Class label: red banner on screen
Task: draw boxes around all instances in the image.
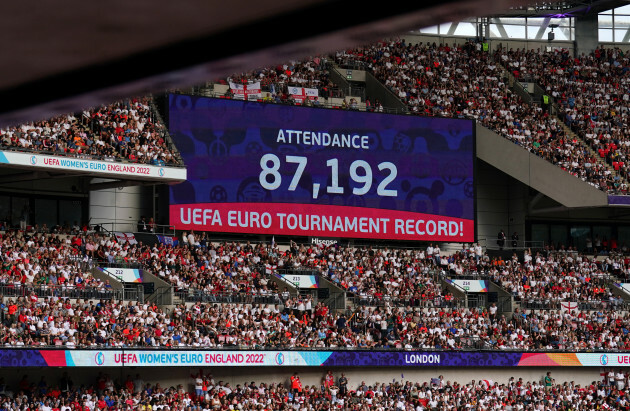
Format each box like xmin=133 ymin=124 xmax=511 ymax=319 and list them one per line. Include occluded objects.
xmin=170 ymin=203 xmax=474 ymax=242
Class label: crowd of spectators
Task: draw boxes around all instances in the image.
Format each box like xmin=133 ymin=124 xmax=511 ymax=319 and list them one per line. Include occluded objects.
xmin=349 ymin=303 xmax=630 ymax=350
xmin=220 ymin=57 xmax=344 ymax=106
xmin=265 ymin=241 xmax=453 ymax=306
xmin=442 ymin=247 xmax=630 ymax=307
xmin=514 ymin=307 xmax=630 ymax=351
xmin=64 ymin=232 xmax=449 ymax=306
xmin=152 ymin=235 xmax=278 ymax=298
xmin=0 ymin=231 xmax=109 ymax=294
xmin=486 ymin=250 xmax=622 ymax=307
xmin=440 ymin=245 xmax=628 ymax=306
xmin=0 ymin=97 xmax=179 ymax=166
xmin=3 ymin=226 xmax=630 ymax=307
xmin=5 ymin=226 xmax=630 ymax=350
xmin=334 ymin=39 xmax=616 ymax=191
xmin=497 ymin=46 xmax=630 ymax=192
xmin=0 ymin=228 xmax=277 ymax=299
xmin=1 ymin=372 xmax=630 ymax=410
xmin=5 ymin=292 xmax=630 ymax=351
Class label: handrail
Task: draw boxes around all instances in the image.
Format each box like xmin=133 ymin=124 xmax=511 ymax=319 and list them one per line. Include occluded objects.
xmin=0 ymin=285 xmax=141 ymax=301
xmin=96 ymin=261 xmax=144 ymax=269
xmin=91 ymin=221 xmax=176 ymax=236
xmin=175 ymin=290 xmax=283 ymax=305
xmin=148 ymin=96 xmax=184 ymax=165
xmin=171 ymin=89 xmax=364 ymax=111
xmin=347 ymin=295 xmax=463 ymax=308
xmin=520 ymin=299 xmax=630 ymax=311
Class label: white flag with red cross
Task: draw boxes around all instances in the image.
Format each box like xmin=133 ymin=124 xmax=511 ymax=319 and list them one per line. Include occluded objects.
xmin=229 ymin=82 xmax=262 ymax=100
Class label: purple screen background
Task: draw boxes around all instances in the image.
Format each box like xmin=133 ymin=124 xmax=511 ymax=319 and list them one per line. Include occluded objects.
xmin=168 ymin=95 xmax=475 ymax=220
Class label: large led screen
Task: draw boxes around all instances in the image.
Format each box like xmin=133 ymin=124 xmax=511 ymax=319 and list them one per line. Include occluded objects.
xmin=169 ymin=95 xmax=475 ymax=241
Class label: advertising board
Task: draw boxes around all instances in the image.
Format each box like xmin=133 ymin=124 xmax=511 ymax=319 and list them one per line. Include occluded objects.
xmin=169 ymin=96 xmax=475 ymax=241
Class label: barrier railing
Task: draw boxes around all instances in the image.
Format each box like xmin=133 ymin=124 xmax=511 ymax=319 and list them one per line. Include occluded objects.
xmin=91 ymin=221 xmax=176 ymax=236
xmin=521 ymin=299 xmax=630 ymax=311
xmin=148 ymin=96 xmax=184 ymax=165
xmin=0 ymin=285 xmax=141 ymax=301
xmin=175 ymin=290 xmax=283 ymax=305
xmin=347 ymin=295 xmax=462 ymax=308
xmin=172 ymin=89 xmax=363 ymax=111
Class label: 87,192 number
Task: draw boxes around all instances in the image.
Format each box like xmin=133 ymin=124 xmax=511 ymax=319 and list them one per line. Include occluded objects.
xmin=259 ymin=154 xmax=397 ymax=198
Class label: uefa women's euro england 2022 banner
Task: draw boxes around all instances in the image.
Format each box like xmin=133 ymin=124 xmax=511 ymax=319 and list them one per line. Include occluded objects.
xmin=0 ymin=350 xmax=626 ymax=368
xmin=168 ymin=95 xmax=475 ymax=242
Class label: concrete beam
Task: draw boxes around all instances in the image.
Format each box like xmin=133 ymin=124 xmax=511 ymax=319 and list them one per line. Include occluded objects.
xmin=476 ymin=124 xmax=609 ymax=208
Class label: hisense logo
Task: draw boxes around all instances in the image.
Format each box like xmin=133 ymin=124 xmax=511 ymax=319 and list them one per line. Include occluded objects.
xmin=311 ymin=238 xmax=337 ymax=246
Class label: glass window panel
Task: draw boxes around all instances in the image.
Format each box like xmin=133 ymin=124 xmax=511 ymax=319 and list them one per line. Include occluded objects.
xmin=550 ymin=225 xmax=567 ymax=249
xmin=615 ymin=4 xmax=630 ymax=14
xmin=570 ymin=225 xmax=591 ymax=252
xmin=454 ymin=22 xmax=477 ymax=37
xmin=533 ymin=27 xmax=570 ymax=41
xmin=549 ymin=17 xmax=572 ymax=28
xmin=527 ymin=17 xmax=543 ymax=27
xmin=11 ymin=197 xmax=29 ymax=228
xmin=618 ymin=227 xmax=630 ymax=251
xmin=593 ymin=226 xmax=612 ymax=251
xmin=599 ymin=29 xmax=614 ymax=42
xmin=531 ymin=224 xmax=549 ymax=246
xmin=615 ymin=29 xmax=630 ymax=42
xmin=601 ymin=8 xmax=613 ymax=14
xmin=59 ymin=199 xmax=83 ymax=230
xmin=496 ymin=17 xmax=527 ymax=25
xmin=614 ymin=18 xmax=630 ymax=29
xmin=488 ymin=24 xmax=502 ymax=38
xmin=599 ymin=15 xmax=615 ymax=28
xmin=545 ymin=27 xmax=571 ymax=41
xmin=0 ymin=195 xmax=9 ymax=227
xmin=527 ymin=25 xmax=542 ymax=39
xmin=502 ymin=24 xmax=527 ymax=38
xmin=419 ymin=25 xmax=439 ymax=34
xmin=439 ymin=23 xmax=452 ymax=34
xmin=34 ymin=198 xmax=57 ymax=229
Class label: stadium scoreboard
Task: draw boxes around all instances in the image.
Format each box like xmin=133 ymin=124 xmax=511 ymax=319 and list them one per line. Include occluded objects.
xmin=169 ymin=95 xmax=475 ymax=242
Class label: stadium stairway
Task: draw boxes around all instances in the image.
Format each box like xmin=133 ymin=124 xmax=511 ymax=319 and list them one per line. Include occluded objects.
xmin=440 ymin=271 xmax=514 ymax=316
xmin=268 ymin=272 xmax=300 ymax=298
xmin=499 ymin=62 xmax=629 ymax=190
xmin=149 ymin=97 xmax=184 ymax=165
xmin=556 ymin=110 xmax=630 ymax=190
xmin=329 ymin=55 xmax=608 ymax=208
xmin=314 ymin=274 xmax=347 ymax=312
xmin=610 ymin=281 xmax=630 ymax=303
xmin=592 ymin=263 xmax=630 ymax=305
xmin=330 ymin=62 xmax=408 ymax=114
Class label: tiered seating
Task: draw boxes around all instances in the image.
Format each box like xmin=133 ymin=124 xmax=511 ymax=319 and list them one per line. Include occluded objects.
xmin=335 ymin=39 xmax=612 ymax=190
xmin=266 ymin=242 xmax=453 ymax=306
xmin=0 ymin=97 xmax=180 ymax=165
xmin=0 ymin=374 xmax=625 ymax=409
xmin=445 ymin=248 xmax=627 ymax=307
xmin=497 ymin=46 xmax=630 ymax=192
xmin=4 ymin=291 xmax=630 ymax=350
xmin=0 ymin=231 xmax=108 ymax=295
